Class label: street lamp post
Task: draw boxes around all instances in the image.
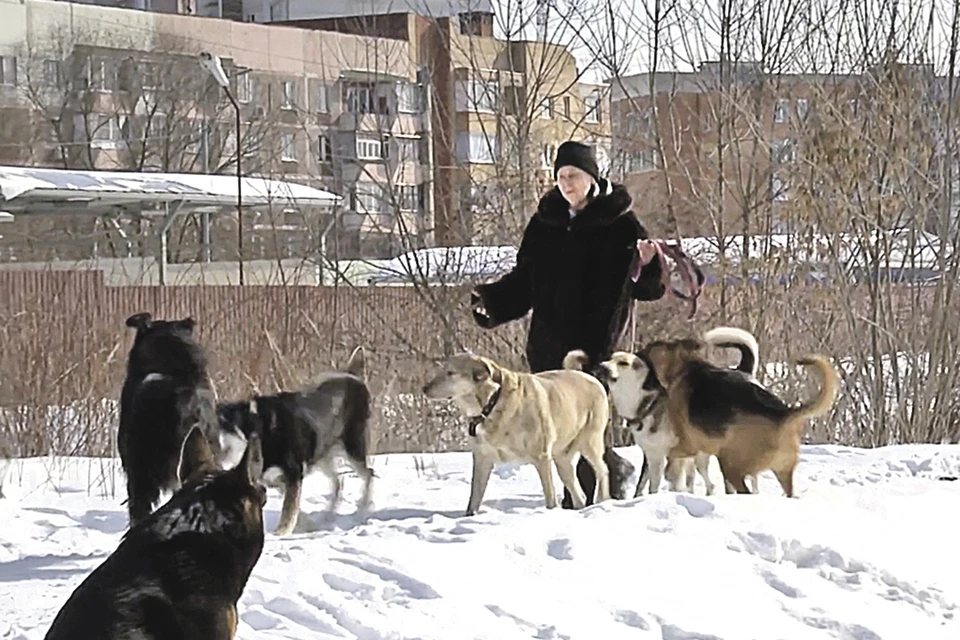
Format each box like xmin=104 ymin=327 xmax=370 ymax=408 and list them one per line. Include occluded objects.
xmin=199 ymin=52 xmax=244 ymax=285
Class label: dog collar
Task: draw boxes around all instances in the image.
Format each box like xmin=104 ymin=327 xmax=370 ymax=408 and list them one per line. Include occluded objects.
xmin=468 ymin=385 xmax=502 ymax=437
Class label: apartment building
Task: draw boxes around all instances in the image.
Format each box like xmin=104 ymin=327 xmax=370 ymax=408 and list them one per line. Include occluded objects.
xmin=0 ymin=0 xmax=432 ymax=261
xmin=611 ymin=60 xmax=946 ymax=238
xmin=251 ymin=0 xmax=612 ymax=245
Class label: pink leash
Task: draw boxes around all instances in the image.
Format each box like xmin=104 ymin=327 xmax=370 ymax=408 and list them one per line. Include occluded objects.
xmin=631 ymin=239 xmax=701 ymax=320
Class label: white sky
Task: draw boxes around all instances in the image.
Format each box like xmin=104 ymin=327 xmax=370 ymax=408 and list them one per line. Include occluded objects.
xmin=488 ymin=0 xmax=959 ymax=82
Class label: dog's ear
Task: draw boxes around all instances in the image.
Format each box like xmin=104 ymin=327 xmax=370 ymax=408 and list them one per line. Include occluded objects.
xmin=471 ymin=357 xmax=492 ymax=383
xmin=177 ymin=426 xmax=217 ymax=483
xmin=678 ymin=338 xmax=704 ymax=352
xmin=176 ymin=317 xmax=196 ymax=333
xmin=236 ymin=432 xmax=264 ymax=485
xmin=125 ymin=312 xmax=152 ymax=330
xmin=344 ymin=345 xmax=366 ymax=380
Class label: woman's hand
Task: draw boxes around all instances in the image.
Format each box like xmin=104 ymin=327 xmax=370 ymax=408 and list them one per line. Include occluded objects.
xmin=471 ymin=290 xmax=493 ymax=328
xmin=636 ymin=239 xmax=658 ymax=266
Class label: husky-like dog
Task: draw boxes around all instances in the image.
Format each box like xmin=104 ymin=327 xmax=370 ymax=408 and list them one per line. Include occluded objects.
xmin=44 ymin=426 xmax=266 ymax=640
xmin=216 ymin=346 xmax=374 ymax=536
xmin=119 ymin=312 xmax=220 ymax=526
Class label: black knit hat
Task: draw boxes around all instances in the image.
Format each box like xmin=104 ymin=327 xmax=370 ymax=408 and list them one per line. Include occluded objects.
xmin=553 ymin=141 xmax=600 ymax=183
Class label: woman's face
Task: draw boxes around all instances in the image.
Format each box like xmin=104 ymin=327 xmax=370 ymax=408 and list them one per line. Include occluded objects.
xmin=556 ymin=165 xmax=593 ymax=207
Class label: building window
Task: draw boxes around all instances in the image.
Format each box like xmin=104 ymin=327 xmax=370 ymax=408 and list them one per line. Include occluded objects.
xmin=397 ymin=184 xmax=422 ymax=211
xmin=354 ymin=183 xmax=384 ymax=214
xmin=281 ymin=133 xmax=297 ymax=162
xmin=356 ymin=136 xmax=385 ymax=161
xmin=563 ymin=96 xmax=571 ymax=119
xmin=796 ymin=98 xmax=809 ymax=121
xmin=0 ymin=56 xmax=16 ymax=86
xmin=771 ymin=138 xmax=796 ymax=165
xmin=541 ymin=143 xmax=556 ymax=169
xmin=622 ymin=148 xmax=660 ymax=173
xmin=85 ymin=58 xmax=115 ymax=92
xmin=344 ymin=82 xmax=379 ymax=114
xmin=43 ymin=60 xmax=61 ymax=88
xmin=395 ymin=136 xmax=420 ymax=163
xmin=318 ymin=134 xmax=332 ymax=163
xmin=585 ymin=90 xmax=602 ymax=124
xmin=455 ymin=79 xmax=499 ymax=113
xmin=539 ymin=97 xmax=554 ymax=119
xmin=236 ymin=72 xmax=252 ymax=103
xmin=397 ymin=82 xmax=421 ymax=113
xmin=281 ymin=80 xmax=296 ymax=109
xmin=316 ymin=83 xmax=329 ymax=113
xmin=459 ymin=12 xmax=486 ymax=36
xmin=771 ymin=174 xmax=789 ymax=201
xmin=774 ymin=98 xmax=790 ymax=123
xmin=455 ymin=132 xmax=498 ymax=164
xmin=77 ymin=113 xmax=129 ymax=149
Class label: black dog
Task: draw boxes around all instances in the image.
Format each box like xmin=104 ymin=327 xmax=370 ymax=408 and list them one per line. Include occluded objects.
xmin=119 ymin=312 xmax=220 ymax=527
xmin=561 ymin=446 xmax=641 ymax=508
xmin=44 ymin=426 xmax=266 ymax=640
xmin=216 ymin=361 xmax=374 ymax=536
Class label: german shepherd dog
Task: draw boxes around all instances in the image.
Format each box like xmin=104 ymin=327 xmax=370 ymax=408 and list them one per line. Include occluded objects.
xmin=641 ymin=337 xmax=839 ymax=496
xmin=44 ymin=426 xmax=266 ymax=640
xmin=216 ymin=346 xmax=374 ymax=535
xmin=119 ymin=313 xmax=220 ymax=527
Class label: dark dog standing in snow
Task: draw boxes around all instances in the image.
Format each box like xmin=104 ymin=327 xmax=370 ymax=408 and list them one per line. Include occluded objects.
xmin=119 ymin=312 xmax=220 ymax=527
xmin=216 ymin=346 xmax=374 ymax=535
xmin=44 ymin=426 xmax=266 ymax=640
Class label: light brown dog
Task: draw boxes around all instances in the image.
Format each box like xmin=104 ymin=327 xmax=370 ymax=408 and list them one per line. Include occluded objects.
xmin=423 ymin=353 xmax=610 ymax=516
xmin=640 ymin=338 xmax=839 ymax=496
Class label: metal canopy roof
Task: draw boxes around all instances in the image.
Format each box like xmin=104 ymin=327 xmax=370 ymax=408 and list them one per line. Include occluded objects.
xmin=0 ymin=165 xmax=342 ymax=216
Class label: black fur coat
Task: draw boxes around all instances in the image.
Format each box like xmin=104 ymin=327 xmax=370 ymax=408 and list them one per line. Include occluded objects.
xmin=474 ymin=181 xmax=665 ymax=373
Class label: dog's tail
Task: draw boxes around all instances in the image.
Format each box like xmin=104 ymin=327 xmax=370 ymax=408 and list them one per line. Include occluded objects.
xmin=788 ymin=355 xmax=840 ymax=424
xmin=344 ymin=346 xmax=366 ymax=380
xmin=562 ymin=350 xmax=590 ymax=372
xmin=703 ymin=326 xmax=759 ymax=377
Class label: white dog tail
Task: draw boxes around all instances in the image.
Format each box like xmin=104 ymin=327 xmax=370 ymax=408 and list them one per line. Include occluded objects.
xmin=703 ymin=326 xmax=760 ymax=377
xmin=562 ymin=350 xmax=590 ymax=371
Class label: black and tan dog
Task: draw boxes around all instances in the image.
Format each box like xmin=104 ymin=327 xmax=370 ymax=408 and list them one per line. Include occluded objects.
xmin=44 ymin=426 xmax=266 ymax=640
xmin=119 ymin=312 xmax=221 ymax=527
xmin=640 ymin=337 xmax=839 ymax=496
xmin=216 ymin=345 xmax=374 ymax=536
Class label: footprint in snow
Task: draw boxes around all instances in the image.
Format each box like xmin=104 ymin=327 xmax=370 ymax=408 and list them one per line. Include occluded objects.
xmin=546 ymin=538 xmax=573 ymax=560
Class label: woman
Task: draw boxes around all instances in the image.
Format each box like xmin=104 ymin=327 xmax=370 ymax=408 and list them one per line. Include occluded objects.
xmin=471 ymin=140 xmax=666 ymax=505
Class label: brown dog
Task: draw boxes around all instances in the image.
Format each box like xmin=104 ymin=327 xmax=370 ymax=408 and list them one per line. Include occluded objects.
xmin=423 ymin=353 xmax=610 ymax=516
xmin=640 ymin=338 xmax=839 ymax=496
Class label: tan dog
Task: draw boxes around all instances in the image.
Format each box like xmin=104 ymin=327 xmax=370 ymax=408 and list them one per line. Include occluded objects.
xmin=641 ymin=338 xmax=839 ymax=496
xmin=423 ymin=353 xmax=610 ymax=516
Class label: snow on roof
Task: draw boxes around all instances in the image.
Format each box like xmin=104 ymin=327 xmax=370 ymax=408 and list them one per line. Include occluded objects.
xmin=0 ymin=165 xmax=341 ymax=212
xmin=366 ymin=245 xmax=517 ymax=284
xmin=286 ymin=0 xmax=494 ymax=20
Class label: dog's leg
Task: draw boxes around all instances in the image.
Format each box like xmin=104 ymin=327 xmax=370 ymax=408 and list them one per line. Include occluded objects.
xmin=773 ymin=465 xmax=796 ymax=498
xmin=664 ymin=457 xmax=686 ymax=492
xmin=344 ymin=455 xmax=375 ymax=514
xmin=695 ymin=453 xmax=716 ymax=495
xmin=717 ymin=457 xmax=751 ymax=494
xmin=466 ymin=449 xmax=494 ymax=516
xmin=647 ymin=455 xmax=666 ymax=494
xmin=580 ymin=446 xmax=610 ymax=503
xmin=317 ymin=455 xmax=343 ymax=517
xmin=533 ymin=456 xmax=559 ymax=509
xmin=684 ymin=459 xmax=696 ymax=493
xmin=555 ymin=455 xmax=586 ymax=509
xmin=274 ymin=475 xmax=303 ymax=535
xmin=747 ymin=474 xmax=759 ymax=494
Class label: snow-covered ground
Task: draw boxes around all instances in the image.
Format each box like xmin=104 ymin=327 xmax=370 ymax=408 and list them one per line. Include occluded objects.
xmin=1 ymin=444 xmax=959 ymax=640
